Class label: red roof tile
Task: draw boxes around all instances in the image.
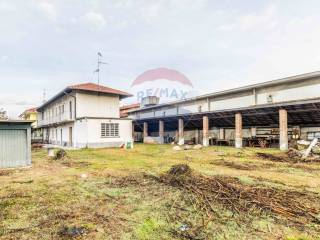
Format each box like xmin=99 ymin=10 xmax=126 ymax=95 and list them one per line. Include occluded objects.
xmin=120 ymin=103 xmax=140 ymax=110
xmin=69 ymin=83 xmax=132 ymax=97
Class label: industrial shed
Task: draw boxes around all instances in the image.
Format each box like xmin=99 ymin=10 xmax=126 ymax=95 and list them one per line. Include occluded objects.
xmin=0 ymin=120 xmax=32 ymax=168
xmin=129 ymin=71 xmax=320 ymax=150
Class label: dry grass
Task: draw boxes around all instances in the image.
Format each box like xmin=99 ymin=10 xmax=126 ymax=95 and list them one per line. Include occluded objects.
xmin=0 ymin=144 xmax=320 ymax=239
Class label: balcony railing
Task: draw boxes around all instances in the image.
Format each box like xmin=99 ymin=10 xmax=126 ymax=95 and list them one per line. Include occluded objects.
xmin=37 ymin=113 xmax=73 ymax=127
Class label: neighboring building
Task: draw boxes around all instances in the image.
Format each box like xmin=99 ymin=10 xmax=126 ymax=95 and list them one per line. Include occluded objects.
xmin=37 ymin=83 xmax=133 ymax=148
xmin=129 ymin=71 xmax=320 ymax=150
xmin=19 ymin=107 xmax=37 ymax=127
xmin=120 ymin=103 xmax=140 ymax=118
xmin=19 ymin=107 xmax=42 ymax=140
xmin=0 ymin=120 xmax=32 ymax=168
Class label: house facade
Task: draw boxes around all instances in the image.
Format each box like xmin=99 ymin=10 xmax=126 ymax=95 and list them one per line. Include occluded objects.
xmin=19 ymin=107 xmax=42 ymax=141
xmin=37 ymin=83 xmax=133 ymax=148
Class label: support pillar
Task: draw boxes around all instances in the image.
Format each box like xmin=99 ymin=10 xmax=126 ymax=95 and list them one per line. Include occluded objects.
xmin=159 ymin=120 xmax=164 ymax=144
xmin=279 ymin=109 xmax=288 ymax=151
xmin=178 ymin=118 xmax=184 ymax=145
xmin=132 ymin=122 xmax=135 ymax=140
xmin=195 ymin=129 xmax=200 ymax=144
xmin=143 ymin=122 xmax=148 ymax=139
xmin=251 ymin=127 xmax=257 ymax=137
xmin=219 ymin=128 xmax=225 ymax=140
xmin=235 ymin=113 xmax=242 ymax=148
xmin=203 ymin=115 xmax=209 ymax=147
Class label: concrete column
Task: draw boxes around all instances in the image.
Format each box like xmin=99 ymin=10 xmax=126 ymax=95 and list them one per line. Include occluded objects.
xmin=235 ymin=113 xmax=242 ymax=148
xmin=279 ymin=109 xmax=288 ymax=151
xmin=195 ymin=129 xmax=199 ymax=144
xmin=159 ymin=120 xmax=164 ymax=144
xmin=178 ymin=118 xmax=184 ymax=145
xmin=219 ymin=128 xmax=225 ymax=140
xmin=132 ymin=122 xmax=135 ymax=140
xmin=203 ymin=115 xmax=209 ymax=147
xmin=143 ymin=122 xmax=148 ymax=139
xmin=251 ymin=127 xmax=257 ymax=137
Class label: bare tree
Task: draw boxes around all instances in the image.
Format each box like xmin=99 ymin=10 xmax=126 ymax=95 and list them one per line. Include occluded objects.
xmin=0 ymin=108 xmax=8 ymax=120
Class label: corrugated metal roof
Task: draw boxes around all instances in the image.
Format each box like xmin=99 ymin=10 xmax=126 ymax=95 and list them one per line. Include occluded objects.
xmin=129 ymin=71 xmax=320 ymax=113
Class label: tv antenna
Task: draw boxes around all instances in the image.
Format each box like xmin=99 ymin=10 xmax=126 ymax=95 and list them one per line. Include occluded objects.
xmin=42 ymin=89 xmax=47 ymax=103
xmin=93 ymin=52 xmax=108 ymax=85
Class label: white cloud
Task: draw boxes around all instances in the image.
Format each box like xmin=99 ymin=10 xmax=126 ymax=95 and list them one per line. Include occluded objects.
xmin=220 ymin=4 xmax=277 ymax=31
xmin=83 ymin=11 xmax=106 ymax=30
xmin=36 ymin=1 xmax=57 ymax=21
xmin=0 ymin=55 xmax=8 ymax=62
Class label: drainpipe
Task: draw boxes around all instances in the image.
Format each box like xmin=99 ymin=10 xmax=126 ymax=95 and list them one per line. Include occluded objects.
xmin=63 ymin=91 xmax=77 ymax=120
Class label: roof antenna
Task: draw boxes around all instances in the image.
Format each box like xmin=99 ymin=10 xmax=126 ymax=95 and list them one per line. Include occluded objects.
xmin=42 ymin=88 xmax=47 ymax=103
xmin=93 ymin=52 xmax=108 ymax=86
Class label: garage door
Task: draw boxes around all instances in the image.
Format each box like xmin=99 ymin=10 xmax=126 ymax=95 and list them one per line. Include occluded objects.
xmin=0 ymin=129 xmax=28 ymax=168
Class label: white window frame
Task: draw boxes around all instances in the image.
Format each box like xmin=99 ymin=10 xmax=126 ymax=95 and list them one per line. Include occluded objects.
xmin=101 ymin=123 xmax=119 ymax=138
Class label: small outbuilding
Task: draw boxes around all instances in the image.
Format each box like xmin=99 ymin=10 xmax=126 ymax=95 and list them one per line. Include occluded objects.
xmin=0 ymin=120 xmax=32 ymax=168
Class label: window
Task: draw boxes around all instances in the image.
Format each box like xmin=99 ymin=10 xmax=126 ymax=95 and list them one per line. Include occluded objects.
xmin=101 ymin=123 xmax=119 ymax=137
xmin=69 ymin=101 xmax=72 ymax=119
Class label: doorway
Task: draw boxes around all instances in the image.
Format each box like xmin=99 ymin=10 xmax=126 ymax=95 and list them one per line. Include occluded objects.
xmin=69 ymin=127 xmax=73 ymax=147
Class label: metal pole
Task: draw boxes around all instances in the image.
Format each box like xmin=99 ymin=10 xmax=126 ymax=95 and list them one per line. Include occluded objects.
xmin=97 ymin=53 xmax=100 ymax=85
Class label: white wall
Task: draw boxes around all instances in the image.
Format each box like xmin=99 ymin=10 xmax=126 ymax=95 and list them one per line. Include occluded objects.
xmin=211 ymin=95 xmax=254 ymax=111
xmin=74 ymin=118 xmax=132 ymax=148
xmin=76 ymin=92 xmax=120 ymax=118
xmin=38 ymin=95 xmax=75 ymax=126
xmin=257 ymin=83 xmax=320 ymax=105
xmin=47 ymin=123 xmax=74 ymax=146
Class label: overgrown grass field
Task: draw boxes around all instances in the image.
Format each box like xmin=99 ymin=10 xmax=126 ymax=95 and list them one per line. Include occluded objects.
xmin=1 ymin=144 xmax=320 ymax=239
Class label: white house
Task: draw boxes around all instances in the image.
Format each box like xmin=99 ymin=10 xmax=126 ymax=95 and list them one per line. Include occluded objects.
xmin=37 ymin=83 xmax=133 ymax=148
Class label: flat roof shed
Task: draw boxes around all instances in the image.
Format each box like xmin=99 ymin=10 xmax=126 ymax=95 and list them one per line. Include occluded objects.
xmin=0 ymin=120 xmax=33 ymax=168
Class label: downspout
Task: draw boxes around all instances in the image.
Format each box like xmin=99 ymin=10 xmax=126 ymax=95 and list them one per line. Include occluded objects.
xmin=63 ymin=91 xmax=77 ymax=147
xmin=63 ymin=91 xmax=77 ymax=120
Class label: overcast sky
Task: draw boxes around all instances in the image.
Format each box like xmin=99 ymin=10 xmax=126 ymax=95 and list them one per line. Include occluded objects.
xmin=1 ymin=0 xmax=320 ymax=117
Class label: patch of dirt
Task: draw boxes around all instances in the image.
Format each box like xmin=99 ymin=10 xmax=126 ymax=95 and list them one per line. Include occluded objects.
xmin=61 ymin=161 xmax=91 ymax=168
xmin=213 ymin=160 xmax=258 ymax=170
xmin=257 ymin=151 xmax=320 ymax=163
xmin=0 ymin=170 xmax=14 ymax=176
xmin=256 ymin=152 xmax=284 ymax=162
xmin=58 ymin=226 xmax=87 ymax=238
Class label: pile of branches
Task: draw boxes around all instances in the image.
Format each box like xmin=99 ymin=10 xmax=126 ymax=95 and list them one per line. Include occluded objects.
xmin=159 ymin=164 xmax=320 ymax=226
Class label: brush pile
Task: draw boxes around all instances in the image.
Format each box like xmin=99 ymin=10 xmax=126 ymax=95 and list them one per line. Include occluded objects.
xmin=159 ymin=164 xmax=320 ymax=226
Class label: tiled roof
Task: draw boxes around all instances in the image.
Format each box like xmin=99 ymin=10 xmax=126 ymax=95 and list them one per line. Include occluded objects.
xmin=120 ymin=103 xmax=140 ymax=110
xmin=69 ymin=83 xmax=132 ymax=97
xmin=37 ymin=82 xmax=132 ymax=110
xmin=26 ymin=107 xmax=37 ymax=113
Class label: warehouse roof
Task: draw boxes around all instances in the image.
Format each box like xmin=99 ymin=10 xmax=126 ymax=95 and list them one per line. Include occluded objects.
xmin=129 ymin=71 xmax=320 ymax=113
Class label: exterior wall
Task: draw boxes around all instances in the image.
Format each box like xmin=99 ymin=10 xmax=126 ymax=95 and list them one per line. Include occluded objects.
xmin=37 ymin=94 xmax=75 ymax=126
xmin=211 ymin=94 xmax=254 ymax=111
xmin=0 ymin=123 xmax=31 ymax=168
xmin=74 ymin=118 xmax=132 ymax=148
xmin=47 ymin=123 xmax=74 ymax=147
xmin=76 ymin=92 xmax=120 ymax=118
